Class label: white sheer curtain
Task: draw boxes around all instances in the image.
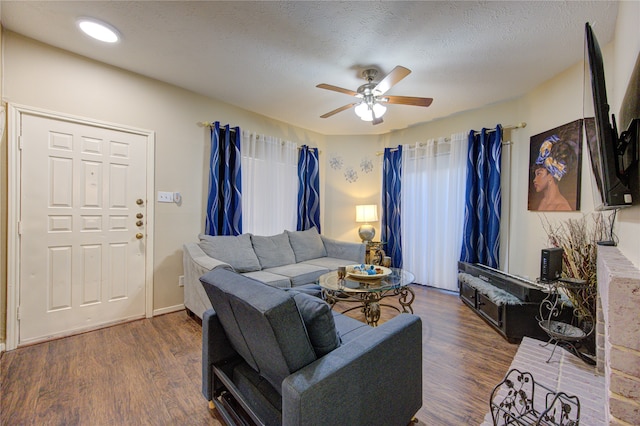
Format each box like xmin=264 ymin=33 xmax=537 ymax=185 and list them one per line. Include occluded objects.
xmin=241 ymin=131 xmax=298 ymax=235
xmin=401 ymin=132 xmax=468 ymax=291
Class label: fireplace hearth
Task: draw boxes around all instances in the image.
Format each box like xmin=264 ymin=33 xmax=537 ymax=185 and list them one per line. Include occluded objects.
xmin=596 ymin=246 xmax=640 ymax=424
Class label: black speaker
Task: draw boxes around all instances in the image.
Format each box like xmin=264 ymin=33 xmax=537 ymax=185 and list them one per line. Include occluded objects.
xmin=540 ymin=247 xmax=563 ymax=282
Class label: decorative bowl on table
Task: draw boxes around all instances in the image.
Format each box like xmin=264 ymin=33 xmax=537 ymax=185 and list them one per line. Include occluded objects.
xmin=346 ymin=264 xmax=392 ymax=280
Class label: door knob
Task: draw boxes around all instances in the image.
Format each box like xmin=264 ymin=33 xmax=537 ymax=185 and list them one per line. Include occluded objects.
xmin=136 ymin=199 xmax=144 ymax=205
xmin=136 ymin=233 xmax=144 ymax=240
xmin=136 ymin=213 xmax=143 ymax=219
xmin=136 ymin=220 xmax=144 ymax=227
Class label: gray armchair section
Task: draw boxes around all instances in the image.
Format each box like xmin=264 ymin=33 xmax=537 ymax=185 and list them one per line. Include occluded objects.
xmin=200 ymin=268 xmax=423 ymax=426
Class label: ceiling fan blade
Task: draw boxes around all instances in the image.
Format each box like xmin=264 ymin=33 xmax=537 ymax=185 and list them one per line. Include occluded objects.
xmin=316 ymin=83 xmax=359 ymax=97
xmin=373 ymin=66 xmax=411 ymax=95
xmin=320 ymin=103 xmax=358 ymax=118
xmin=383 ymin=95 xmax=433 ymax=107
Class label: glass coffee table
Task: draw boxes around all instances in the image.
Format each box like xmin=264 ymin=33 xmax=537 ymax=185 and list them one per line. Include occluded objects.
xmin=318 ymin=268 xmax=415 ymax=326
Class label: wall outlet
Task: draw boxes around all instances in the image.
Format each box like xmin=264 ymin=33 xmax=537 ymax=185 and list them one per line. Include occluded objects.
xmin=157 ymin=191 xmax=173 ymax=203
xmin=178 ymin=275 xmax=184 ymax=287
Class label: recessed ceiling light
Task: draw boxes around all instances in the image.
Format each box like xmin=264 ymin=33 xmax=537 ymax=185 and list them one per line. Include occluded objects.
xmin=77 ymin=18 xmax=120 ymax=43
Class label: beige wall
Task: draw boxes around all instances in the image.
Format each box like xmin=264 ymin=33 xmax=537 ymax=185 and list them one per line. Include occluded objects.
xmin=0 ymin=32 xmax=326 ymax=341
xmin=325 ymin=2 xmax=640 ymax=281
xmin=1 ymin=1 xmax=639 ymax=345
xmin=1 ymin=27 xmax=6 ymax=345
xmin=322 ymin=134 xmax=385 ymax=242
xmin=610 ymin=0 xmax=640 ymax=266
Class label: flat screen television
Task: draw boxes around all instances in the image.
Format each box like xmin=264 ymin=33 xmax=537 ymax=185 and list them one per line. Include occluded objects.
xmin=584 ymin=22 xmax=638 ymax=211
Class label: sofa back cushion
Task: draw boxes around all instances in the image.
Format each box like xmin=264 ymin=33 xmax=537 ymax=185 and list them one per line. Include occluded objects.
xmin=200 ymin=268 xmax=317 ymax=393
xmin=251 ymin=232 xmax=296 ymax=268
xmin=287 ymin=227 xmax=327 ymax=263
xmin=198 ymin=233 xmax=261 ymax=273
xmin=292 ymin=292 xmax=341 ymax=357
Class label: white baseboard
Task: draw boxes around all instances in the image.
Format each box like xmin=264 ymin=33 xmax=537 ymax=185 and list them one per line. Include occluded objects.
xmin=153 ymin=304 xmax=185 ymax=316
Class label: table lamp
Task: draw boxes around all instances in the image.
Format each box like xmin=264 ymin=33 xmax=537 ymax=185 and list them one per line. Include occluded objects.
xmin=355 ymin=204 xmax=378 ymax=242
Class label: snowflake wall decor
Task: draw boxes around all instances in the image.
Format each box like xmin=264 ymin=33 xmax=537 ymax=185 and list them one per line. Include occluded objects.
xmin=360 ymin=157 xmax=374 ymax=173
xmin=329 ymin=154 xmax=343 ymax=170
xmin=344 ymin=167 xmax=358 ymax=183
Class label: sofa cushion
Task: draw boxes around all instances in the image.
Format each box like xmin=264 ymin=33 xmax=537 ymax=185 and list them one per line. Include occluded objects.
xmin=264 ymin=263 xmax=329 ymax=287
xmin=251 ymin=232 xmax=296 ymax=269
xmin=287 ymin=228 xmax=327 ymax=263
xmin=241 ymin=270 xmax=291 ymax=289
xmin=198 ymin=233 xmax=261 ymax=273
xmin=293 ymin=292 xmax=341 ymax=357
xmin=302 ymin=257 xmax=355 ymax=271
xmin=332 ymin=311 xmax=371 ymax=343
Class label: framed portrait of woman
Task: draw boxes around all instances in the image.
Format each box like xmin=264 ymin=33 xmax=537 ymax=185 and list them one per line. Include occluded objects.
xmin=528 ymin=119 xmax=583 ymax=211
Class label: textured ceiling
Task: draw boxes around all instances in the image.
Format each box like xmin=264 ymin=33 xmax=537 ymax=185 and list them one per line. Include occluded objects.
xmin=0 ymin=1 xmax=619 ymax=135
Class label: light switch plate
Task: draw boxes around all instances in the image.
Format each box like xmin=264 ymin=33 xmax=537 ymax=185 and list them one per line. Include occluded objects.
xmin=157 ymin=191 xmax=173 ymax=203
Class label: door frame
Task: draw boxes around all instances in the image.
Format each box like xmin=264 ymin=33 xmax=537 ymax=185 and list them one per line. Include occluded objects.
xmin=6 ymin=103 xmax=155 ymax=350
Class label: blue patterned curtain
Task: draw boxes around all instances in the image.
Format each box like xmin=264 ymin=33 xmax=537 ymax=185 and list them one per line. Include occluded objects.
xmin=296 ymin=145 xmax=320 ymax=231
xmin=382 ymin=146 xmax=403 ymax=267
xmin=205 ymin=122 xmax=243 ymax=236
xmin=460 ymin=125 xmax=502 ymax=267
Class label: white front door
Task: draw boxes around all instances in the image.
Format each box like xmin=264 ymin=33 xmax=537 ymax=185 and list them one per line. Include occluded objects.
xmin=17 ymin=112 xmax=150 ymax=345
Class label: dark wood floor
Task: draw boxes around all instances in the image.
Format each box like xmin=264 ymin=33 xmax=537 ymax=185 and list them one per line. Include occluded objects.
xmin=1 ymin=285 xmax=518 ymax=425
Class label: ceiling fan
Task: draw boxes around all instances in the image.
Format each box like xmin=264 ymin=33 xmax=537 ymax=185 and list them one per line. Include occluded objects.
xmin=316 ymin=65 xmax=433 ymax=125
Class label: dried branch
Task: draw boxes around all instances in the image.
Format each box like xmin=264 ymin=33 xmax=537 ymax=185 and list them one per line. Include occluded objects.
xmin=539 ymin=213 xmax=608 ymax=321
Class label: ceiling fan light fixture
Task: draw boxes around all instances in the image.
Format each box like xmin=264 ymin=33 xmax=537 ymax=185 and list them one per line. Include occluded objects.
xmin=354 ymin=102 xmax=372 ymax=121
xmin=373 ymin=102 xmax=387 ymax=117
xmin=354 ymin=101 xmax=386 ymax=121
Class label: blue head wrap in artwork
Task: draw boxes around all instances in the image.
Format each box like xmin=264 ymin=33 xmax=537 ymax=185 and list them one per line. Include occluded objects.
xmin=535 ymin=135 xmax=567 ymax=180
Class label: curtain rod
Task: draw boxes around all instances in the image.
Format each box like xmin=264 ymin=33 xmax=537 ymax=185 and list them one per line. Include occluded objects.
xmin=199 ymin=122 xmax=321 ymax=153
xmin=473 ymin=122 xmax=526 ymax=136
xmin=375 ymin=122 xmax=526 ymax=156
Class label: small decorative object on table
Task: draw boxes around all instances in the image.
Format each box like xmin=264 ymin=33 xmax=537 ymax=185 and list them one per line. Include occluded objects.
xmin=365 ymin=241 xmax=386 ymax=265
xmin=337 ymin=266 xmax=346 ymax=279
xmin=346 ymin=264 xmax=392 ymax=279
xmin=490 ymin=368 xmax=580 ymax=426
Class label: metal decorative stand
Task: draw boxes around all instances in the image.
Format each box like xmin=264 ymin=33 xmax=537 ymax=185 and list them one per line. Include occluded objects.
xmin=537 ymin=279 xmax=594 ymax=364
xmin=490 ymin=368 xmax=580 ymax=426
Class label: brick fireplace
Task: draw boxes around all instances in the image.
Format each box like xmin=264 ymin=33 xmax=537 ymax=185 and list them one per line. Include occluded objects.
xmin=596 ymin=246 xmax=640 ymax=424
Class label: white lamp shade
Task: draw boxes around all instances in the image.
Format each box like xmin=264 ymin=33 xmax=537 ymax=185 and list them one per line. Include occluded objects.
xmin=355 ymin=204 xmax=378 ymax=223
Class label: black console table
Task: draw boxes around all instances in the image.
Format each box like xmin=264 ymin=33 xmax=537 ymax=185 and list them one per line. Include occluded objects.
xmin=458 ymin=262 xmax=549 ymax=343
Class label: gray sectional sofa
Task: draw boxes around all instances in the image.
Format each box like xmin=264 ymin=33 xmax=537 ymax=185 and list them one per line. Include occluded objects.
xmin=183 ymin=227 xmax=365 ymax=318
xmin=200 ymin=268 xmax=423 ymax=425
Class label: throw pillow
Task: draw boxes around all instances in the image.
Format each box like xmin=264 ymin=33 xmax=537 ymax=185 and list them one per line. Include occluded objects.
xmin=287 ymin=227 xmax=327 ymax=263
xmin=293 ymin=292 xmax=341 ymax=357
xmin=251 ymin=232 xmax=296 ymax=269
xmin=198 ymin=233 xmax=261 ymax=273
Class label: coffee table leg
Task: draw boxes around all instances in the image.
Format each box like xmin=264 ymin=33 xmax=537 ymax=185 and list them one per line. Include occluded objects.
xmin=362 ymin=293 xmax=381 ymax=326
xmin=322 ymin=289 xmax=338 ymax=309
xmin=398 ymin=286 xmax=415 ymax=314
xmin=363 ymin=301 xmax=381 ymax=326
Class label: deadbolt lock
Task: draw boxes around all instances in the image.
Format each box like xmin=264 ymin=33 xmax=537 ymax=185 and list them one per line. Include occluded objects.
xmin=136 ymin=220 xmax=144 ymax=227
xmin=136 ymin=233 xmax=144 ymax=240
xmin=136 ymin=199 xmax=144 ymax=205
xmin=136 ymin=213 xmax=143 ymax=219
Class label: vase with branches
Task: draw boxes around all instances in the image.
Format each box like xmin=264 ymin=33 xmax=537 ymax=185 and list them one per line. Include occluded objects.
xmin=540 ymin=213 xmax=609 ymax=354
